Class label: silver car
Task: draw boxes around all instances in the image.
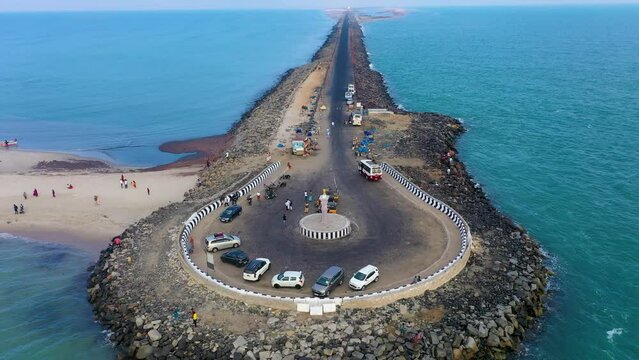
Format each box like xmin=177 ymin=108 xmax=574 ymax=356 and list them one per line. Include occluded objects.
xmin=205 ymin=233 xmax=241 ymax=252
xmin=312 ymin=266 xmax=344 ymax=297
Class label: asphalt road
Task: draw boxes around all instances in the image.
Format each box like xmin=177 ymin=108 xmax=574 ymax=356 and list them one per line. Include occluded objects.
xmin=191 ymin=16 xmax=455 ymax=298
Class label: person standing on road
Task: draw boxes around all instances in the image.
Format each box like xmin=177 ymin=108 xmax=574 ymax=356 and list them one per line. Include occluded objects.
xmin=282 ymin=213 xmax=287 ymax=224
xmin=304 ymin=202 xmax=309 ymax=214
xmin=256 ymin=192 xmax=261 ymax=201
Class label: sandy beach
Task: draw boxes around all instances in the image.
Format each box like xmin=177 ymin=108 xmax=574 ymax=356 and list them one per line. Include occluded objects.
xmin=0 ymin=149 xmax=198 ymax=255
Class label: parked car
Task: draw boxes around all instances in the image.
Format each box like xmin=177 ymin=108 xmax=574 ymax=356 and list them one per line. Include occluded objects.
xmin=271 ymin=271 xmax=305 ymax=289
xmin=205 ymin=233 xmax=241 ymax=252
xmin=219 ymin=205 xmax=242 ymax=223
xmin=220 ymin=249 xmax=249 ymax=267
xmin=243 ymin=258 xmax=271 ymax=281
xmin=312 ymin=266 xmax=344 ymax=297
xmin=349 ymin=265 xmax=379 ymax=290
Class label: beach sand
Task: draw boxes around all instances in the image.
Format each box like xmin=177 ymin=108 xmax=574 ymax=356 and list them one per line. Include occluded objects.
xmin=0 ymin=150 xmax=197 ymax=255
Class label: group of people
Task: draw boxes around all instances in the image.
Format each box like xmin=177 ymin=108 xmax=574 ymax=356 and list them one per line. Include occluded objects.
xmin=12 ymin=204 xmax=25 ymax=214
xmin=284 ymin=198 xmax=293 ymax=211
xmin=119 ymin=174 xmax=136 ymax=189
xmin=119 ymin=174 xmax=150 ymax=195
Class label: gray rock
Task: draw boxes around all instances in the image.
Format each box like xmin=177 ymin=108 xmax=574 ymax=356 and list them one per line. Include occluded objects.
xmin=478 ymin=323 xmax=489 ymax=338
xmin=430 ymin=331 xmax=439 ymax=345
xmin=487 ymin=333 xmax=500 ymax=347
xmin=135 ymin=345 xmax=154 ymax=359
xmin=345 ymin=326 xmax=354 ymax=335
xmin=352 ymin=351 xmax=364 ymax=360
xmin=135 ymin=316 xmax=144 ymax=327
xmin=465 ymin=337 xmax=478 ymax=352
xmin=234 ymin=336 xmax=248 ymax=348
xmin=259 ymin=350 xmax=271 ymax=360
xmin=147 ymin=329 xmax=162 ymax=342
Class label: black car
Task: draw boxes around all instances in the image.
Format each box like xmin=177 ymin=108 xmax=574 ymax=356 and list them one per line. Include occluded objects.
xmin=220 ymin=249 xmax=249 ymax=267
xmin=219 ymin=205 xmax=242 ymax=223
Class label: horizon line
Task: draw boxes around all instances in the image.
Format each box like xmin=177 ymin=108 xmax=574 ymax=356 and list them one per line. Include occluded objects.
xmin=1 ymin=2 xmax=638 ymax=14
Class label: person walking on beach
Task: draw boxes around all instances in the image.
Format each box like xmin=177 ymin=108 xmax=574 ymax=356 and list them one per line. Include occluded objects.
xmin=52 ymin=189 xmax=56 ymax=198
xmin=124 ymin=179 xmax=128 ymax=189
xmin=147 ymin=187 xmax=150 ymax=196
xmin=120 ymin=179 xmax=124 ymax=189
xmin=13 ymin=204 xmax=18 ymax=215
xmin=287 ymin=162 xmax=292 ymax=170
xmin=19 ymin=204 xmax=24 ymax=214
xmin=94 ymin=195 xmax=99 ymax=205
xmin=23 ymin=192 xmax=27 ymax=200
xmin=32 ymin=188 xmax=38 ymax=197
xmin=191 ymin=309 xmax=198 ymax=327
xmin=132 ymin=180 xmax=137 ymax=189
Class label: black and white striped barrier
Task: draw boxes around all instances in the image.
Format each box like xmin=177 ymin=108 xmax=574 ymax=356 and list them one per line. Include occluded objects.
xmin=299 ymin=220 xmax=352 ymax=240
xmin=176 ymin=160 xmax=471 ymax=314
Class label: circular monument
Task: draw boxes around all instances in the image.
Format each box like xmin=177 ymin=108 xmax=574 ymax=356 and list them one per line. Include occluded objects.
xmin=299 ymin=213 xmax=352 ymax=240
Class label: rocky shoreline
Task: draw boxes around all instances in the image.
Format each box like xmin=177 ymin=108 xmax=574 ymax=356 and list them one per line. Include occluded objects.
xmin=87 ymin=14 xmax=550 ymax=360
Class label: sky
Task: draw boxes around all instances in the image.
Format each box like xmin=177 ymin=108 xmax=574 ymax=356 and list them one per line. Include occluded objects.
xmin=0 ymin=0 xmax=638 ymax=12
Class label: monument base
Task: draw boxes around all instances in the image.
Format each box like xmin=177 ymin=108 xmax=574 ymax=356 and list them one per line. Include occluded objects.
xmin=299 ymin=213 xmax=352 ymax=240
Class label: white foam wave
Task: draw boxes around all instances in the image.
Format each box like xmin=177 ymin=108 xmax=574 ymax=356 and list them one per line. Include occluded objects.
xmin=606 ymin=328 xmax=623 ymax=342
xmin=369 ymin=63 xmax=375 ymax=70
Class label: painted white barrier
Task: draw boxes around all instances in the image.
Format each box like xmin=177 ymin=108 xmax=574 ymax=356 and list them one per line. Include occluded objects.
xmin=177 ymin=161 xmax=472 ymax=314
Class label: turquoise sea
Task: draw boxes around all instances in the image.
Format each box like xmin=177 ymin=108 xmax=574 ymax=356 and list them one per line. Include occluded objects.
xmin=0 ymin=11 xmax=334 ymax=166
xmin=363 ymin=6 xmax=639 ymax=359
xmin=0 ymin=10 xmax=333 ymax=359
xmin=0 ymin=234 xmax=114 ymax=359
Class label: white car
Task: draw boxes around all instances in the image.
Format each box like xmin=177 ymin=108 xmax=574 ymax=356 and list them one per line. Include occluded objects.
xmin=349 ymin=265 xmax=379 ymax=290
xmin=271 ymin=271 xmax=305 ymax=289
xmin=243 ymin=258 xmax=271 ymax=281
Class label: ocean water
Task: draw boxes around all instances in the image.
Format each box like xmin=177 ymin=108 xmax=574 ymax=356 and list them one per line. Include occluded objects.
xmin=0 ymin=10 xmax=335 ymax=359
xmin=0 ymin=234 xmax=115 ymax=359
xmin=0 ymin=11 xmax=334 ymax=166
xmin=363 ymin=6 xmax=639 ymax=359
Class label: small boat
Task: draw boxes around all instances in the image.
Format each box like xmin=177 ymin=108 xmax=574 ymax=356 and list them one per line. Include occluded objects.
xmin=1 ymin=139 xmax=18 ymax=147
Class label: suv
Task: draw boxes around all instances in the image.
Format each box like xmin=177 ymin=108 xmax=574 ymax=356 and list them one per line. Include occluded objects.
xmin=349 ymin=265 xmax=379 ymax=290
xmin=271 ymin=271 xmax=305 ymax=289
xmin=220 ymin=249 xmax=249 ymax=267
xmin=205 ymin=233 xmax=241 ymax=252
xmin=243 ymin=258 xmax=271 ymax=281
xmin=219 ymin=205 xmax=242 ymax=223
xmin=312 ymin=266 xmax=344 ymax=297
